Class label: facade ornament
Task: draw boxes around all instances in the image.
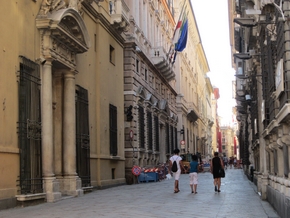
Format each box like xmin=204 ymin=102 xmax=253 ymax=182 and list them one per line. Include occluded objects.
xmin=39 ymin=0 xmax=88 ymax=16
xmin=276 ymin=138 xmax=283 ymax=149
xmin=69 ymin=0 xmax=84 ymax=12
xmin=39 ymin=0 xmax=66 ymax=16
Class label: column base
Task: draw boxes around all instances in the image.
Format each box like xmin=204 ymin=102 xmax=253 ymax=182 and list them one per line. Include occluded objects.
xmin=43 ymin=177 xmax=62 ymax=203
xmin=260 ymin=173 xmax=269 ymax=200
xmin=62 ymin=176 xmax=83 ymax=197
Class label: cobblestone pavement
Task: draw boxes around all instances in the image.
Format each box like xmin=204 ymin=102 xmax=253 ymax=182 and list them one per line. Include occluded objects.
xmin=0 ymin=168 xmax=280 ymax=218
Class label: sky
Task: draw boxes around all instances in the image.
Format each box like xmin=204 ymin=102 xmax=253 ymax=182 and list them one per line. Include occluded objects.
xmin=190 ymin=0 xmax=236 ymax=125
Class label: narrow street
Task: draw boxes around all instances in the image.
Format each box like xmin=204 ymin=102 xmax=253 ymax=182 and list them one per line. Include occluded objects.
xmin=0 ymin=169 xmax=279 ymax=218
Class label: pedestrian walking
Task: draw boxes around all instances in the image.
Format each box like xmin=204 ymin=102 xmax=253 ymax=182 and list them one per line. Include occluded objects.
xmin=210 ymin=152 xmax=224 ymax=192
xmin=223 ymin=156 xmax=228 ymax=170
xmin=229 ymin=156 xmax=233 ymax=169
xmin=189 ymin=154 xmax=199 ymax=194
xmin=169 ymin=148 xmax=185 ymax=193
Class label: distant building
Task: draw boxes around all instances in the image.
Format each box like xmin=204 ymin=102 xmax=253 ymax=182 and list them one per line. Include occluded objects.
xmin=220 ymin=126 xmax=236 ymax=158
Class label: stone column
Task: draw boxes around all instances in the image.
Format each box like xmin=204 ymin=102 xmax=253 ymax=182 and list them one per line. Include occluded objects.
xmin=63 ymin=71 xmax=83 ymax=197
xmin=256 ymin=65 xmax=268 ymax=200
xmin=41 ymin=59 xmax=61 ymax=202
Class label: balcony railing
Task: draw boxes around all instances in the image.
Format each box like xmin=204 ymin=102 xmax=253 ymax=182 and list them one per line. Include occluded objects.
xmin=151 ymin=46 xmax=175 ymax=81
xmin=109 ymin=0 xmax=130 ymax=31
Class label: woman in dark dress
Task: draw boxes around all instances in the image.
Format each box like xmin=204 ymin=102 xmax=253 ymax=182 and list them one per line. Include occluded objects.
xmin=210 ymin=152 xmax=224 ymax=192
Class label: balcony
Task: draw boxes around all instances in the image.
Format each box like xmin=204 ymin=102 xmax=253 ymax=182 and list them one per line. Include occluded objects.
xmin=208 ymin=117 xmax=214 ymax=126
xmin=151 ymin=46 xmax=175 ymax=81
xmin=109 ymin=0 xmax=130 ymax=32
xmin=187 ymin=102 xmax=199 ymax=123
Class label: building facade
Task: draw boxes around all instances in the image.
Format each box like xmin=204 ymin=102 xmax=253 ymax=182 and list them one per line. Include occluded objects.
xmin=0 ymin=0 xmax=128 ymax=208
xmin=123 ymin=0 xmax=178 ymax=183
xmin=220 ymin=126 xmax=235 ymax=158
xmin=0 ymin=0 xmax=215 ymax=210
xmin=212 ymin=87 xmax=220 ymax=155
xmin=174 ymin=0 xmax=212 ymax=161
xmin=229 ymin=0 xmax=290 ymax=217
xmin=123 ymin=0 xmax=213 ymax=182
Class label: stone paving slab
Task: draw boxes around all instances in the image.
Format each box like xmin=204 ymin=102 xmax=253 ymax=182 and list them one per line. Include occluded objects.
xmin=0 ymin=169 xmax=280 ymax=218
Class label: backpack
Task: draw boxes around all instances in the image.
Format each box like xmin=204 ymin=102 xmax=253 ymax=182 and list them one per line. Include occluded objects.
xmin=171 ymin=158 xmax=178 ymax=172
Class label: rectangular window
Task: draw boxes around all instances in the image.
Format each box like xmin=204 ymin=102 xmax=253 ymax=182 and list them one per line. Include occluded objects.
xmin=111 ymin=168 xmax=115 ymax=179
xmin=109 ymin=0 xmax=114 ymax=14
xmin=152 ymin=76 xmax=155 ymax=89
xmin=109 ymin=104 xmax=118 ymax=156
xmin=139 ymin=106 xmax=145 ymax=148
xmin=166 ymin=123 xmax=170 ymax=154
xmin=136 ymin=59 xmax=139 ymax=73
xmin=154 ymin=116 xmax=159 ymax=151
xmin=175 ymin=127 xmax=178 ymax=150
xmin=18 ymin=56 xmax=42 ymax=194
xmin=76 ymin=85 xmax=91 ymax=187
xmin=145 ymin=69 xmax=148 ymax=81
xmin=170 ymin=125 xmax=174 ymax=154
xmin=110 ymin=45 xmax=115 ymax=65
xmin=274 ymin=149 xmax=278 ymax=175
xmin=94 ymin=34 xmax=97 ymax=52
xmin=284 ymin=145 xmax=289 ymax=177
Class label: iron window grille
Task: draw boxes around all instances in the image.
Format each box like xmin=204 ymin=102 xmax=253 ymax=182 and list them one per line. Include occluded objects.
xmin=154 ymin=116 xmax=159 ymax=151
xmin=76 ymin=85 xmax=91 ymax=187
xmin=170 ymin=125 xmax=174 ymax=154
xmin=174 ymin=127 xmax=178 ymax=150
xmin=260 ymin=20 xmax=275 ymax=129
xmin=138 ymin=106 xmax=145 ymax=149
xmin=166 ymin=123 xmax=169 ymax=154
xmin=275 ymin=7 xmax=290 ymax=110
xmin=17 ymin=56 xmax=43 ymax=194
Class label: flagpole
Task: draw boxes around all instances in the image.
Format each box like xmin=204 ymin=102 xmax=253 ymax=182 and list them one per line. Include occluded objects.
xmin=167 ymin=0 xmax=187 ymax=57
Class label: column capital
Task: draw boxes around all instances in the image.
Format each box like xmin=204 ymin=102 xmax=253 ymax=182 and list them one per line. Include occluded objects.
xmin=64 ymin=70 xmax=77 ymax=77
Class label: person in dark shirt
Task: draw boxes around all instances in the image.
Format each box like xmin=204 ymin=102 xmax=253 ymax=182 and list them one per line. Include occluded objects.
xmin=210 ymin=152 xmax=224 ymax=192
xmin=189 ymin=154 xmax=199 ymax=194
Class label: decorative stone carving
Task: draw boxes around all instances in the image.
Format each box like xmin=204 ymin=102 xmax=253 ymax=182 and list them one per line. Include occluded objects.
xmin=69 ymin=0 xmax=84 ymax=12
xmin=37 ymin=8 xmax=90 ymax=70
xmin=277 ymin=138 xmax=284 ymax=149
xmin=39 ymin=0 xmax=88 ymax=16
xmin=39 ymin=0 xmax=67 ymax=16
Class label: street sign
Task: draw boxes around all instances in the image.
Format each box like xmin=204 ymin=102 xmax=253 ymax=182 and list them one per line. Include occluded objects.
xmin=132 ymin=165 xmax=141 ymax=176
xmin=129 ymin=130 xmax=134 ymax=140
xmin=180 ymin=140 xmax=185 ymax=149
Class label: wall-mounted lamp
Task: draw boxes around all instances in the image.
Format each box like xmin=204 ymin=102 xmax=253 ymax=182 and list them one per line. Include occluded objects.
xmin=235 ymin=74 xmax=263 ymax=80
xmin=244 ymin=94 xmax=257 ymax=105
xmin=245 ymin=94 xmax=252 ymax=101
xmin=234 ymin=53 xmax=252 ymax=60
xmin=234 ymin=18 xmax=257 ymax=27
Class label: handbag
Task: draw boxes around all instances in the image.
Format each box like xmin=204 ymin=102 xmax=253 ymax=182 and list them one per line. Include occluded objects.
xmin=219 ymin=168 xmax=225 ymax=178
